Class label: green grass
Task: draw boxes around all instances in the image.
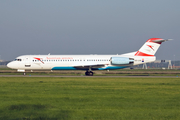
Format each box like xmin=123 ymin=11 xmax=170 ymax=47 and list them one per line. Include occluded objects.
xmin=0 ymin=71 xmax=180 ymax=76
xmin=0 ymin=67 xmax=12 ymax=70
xmin=0 ymin=77 xmax=180 ymax=120
xmin=1 ymin=68 xmax=180 ymax=76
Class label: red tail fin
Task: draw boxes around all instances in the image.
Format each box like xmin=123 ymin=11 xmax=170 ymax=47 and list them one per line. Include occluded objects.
xmin=135 ymin=38 xmax=170 ymax=56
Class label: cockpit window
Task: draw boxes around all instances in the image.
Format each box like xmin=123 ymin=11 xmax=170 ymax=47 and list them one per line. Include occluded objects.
xmin=15 ymin=59 xmax=22 ymax=61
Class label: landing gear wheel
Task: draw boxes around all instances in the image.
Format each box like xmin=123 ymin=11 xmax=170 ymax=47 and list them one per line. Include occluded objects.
xmin=85 ymin=71 xmax=94 ymax=76
xmin=85 ymin=71 xmax=89 ymax=76
xmin=90 ymin=71 xmax=93 ymax=76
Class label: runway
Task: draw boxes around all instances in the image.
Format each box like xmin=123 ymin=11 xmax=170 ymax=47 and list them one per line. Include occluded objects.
xmin=0 ymin=75 xmax=179 ymax=78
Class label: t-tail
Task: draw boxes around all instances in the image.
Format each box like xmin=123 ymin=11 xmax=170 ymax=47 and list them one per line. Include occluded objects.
xmin=135 ymin=38 xmax=172 ymax=56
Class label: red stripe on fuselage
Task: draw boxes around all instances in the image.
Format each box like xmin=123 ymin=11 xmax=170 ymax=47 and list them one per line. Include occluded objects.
xmin=34 ymin=57 xmax=44 ymax=64
xmin=34 ymin=57 xmax=41 ymax=61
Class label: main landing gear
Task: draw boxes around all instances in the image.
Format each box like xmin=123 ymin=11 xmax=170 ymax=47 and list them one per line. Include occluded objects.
xmin=85 ymin=71 xmax=94 ymax=76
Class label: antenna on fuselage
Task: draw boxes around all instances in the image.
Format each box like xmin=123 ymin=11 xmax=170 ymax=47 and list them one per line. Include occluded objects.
xmin=48 ymin=53 xmax=51 ymax=55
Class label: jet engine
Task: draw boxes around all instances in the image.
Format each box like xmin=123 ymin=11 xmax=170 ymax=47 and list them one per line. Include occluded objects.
xmin=111 ymin=57 xmax=134 ymax=65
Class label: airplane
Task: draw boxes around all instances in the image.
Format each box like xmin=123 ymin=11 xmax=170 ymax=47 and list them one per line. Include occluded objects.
xmin=7 ymin=38 xmax=171 ymax=76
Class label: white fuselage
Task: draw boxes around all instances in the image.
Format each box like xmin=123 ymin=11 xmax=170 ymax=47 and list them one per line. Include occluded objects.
xmin=7 ymin=54 xmax=156 ymax=71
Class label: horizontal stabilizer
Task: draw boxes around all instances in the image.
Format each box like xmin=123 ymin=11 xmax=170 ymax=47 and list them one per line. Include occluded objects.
xmin=150 ymin=39 xmax=173 ymax=43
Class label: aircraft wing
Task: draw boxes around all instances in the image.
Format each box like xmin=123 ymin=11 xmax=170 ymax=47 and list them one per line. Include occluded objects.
xmin=72 ymin=63 xmax=106 ymax=68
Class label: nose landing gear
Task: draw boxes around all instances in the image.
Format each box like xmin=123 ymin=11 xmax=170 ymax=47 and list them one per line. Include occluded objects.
xmin=85 ymin=71 xmax=94 ymax=76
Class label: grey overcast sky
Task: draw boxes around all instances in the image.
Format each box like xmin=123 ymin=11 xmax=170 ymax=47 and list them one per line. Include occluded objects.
xmin=0 ymin=0 xmax=179 ymax=61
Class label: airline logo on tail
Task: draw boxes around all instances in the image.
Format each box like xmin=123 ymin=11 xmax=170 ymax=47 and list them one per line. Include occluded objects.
xmin=135 ymin=38 xmax=172 ymax=56
xmin=147 ymin=45 xmax=154 ymax=51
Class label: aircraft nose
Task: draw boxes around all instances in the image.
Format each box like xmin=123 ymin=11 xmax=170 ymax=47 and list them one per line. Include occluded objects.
xmin=7 ymin=62 xmax=12 ymax=68
xmin=7 ymin=62 xmax=17 ymax=69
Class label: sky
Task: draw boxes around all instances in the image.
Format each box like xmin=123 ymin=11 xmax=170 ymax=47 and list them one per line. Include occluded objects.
xmin=0 ymin=0 xmax=179 ymax=61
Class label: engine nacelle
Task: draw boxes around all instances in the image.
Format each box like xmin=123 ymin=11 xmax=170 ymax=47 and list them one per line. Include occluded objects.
xmin=111 ymin=57 xmax=134 ymax=65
